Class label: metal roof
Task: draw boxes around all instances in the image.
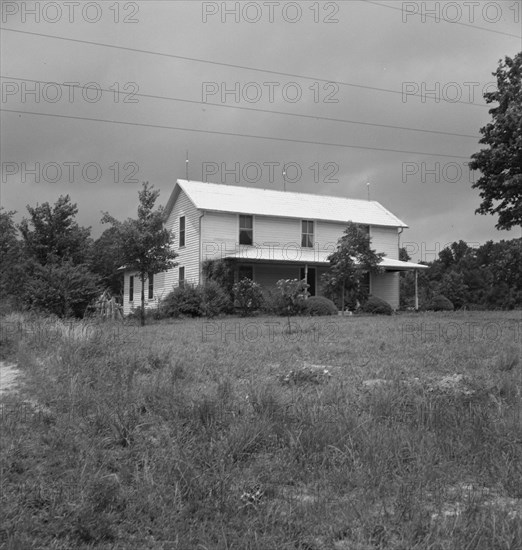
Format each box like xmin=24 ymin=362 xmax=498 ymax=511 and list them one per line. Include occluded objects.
xmin=171 ymin=180 xmax=408 ymax=228
xmin=221 ymin=247 xmax=428 ymax=270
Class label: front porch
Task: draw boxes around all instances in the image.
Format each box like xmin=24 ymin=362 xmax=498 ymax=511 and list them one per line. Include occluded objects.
xmin=221 ymin=248 xmax=428 ymax=310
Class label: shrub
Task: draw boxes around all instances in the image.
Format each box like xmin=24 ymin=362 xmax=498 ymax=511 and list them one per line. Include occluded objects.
xmin=361 ymin=295 xmax=393 ymax=315
xmin=22 ymin=260 xmax=99 ymax=318
xmin=233 ymin=278 xmax=264 ymax=316
xmin=162 ymin=284 xmax=202 ymax=317
xmin=202 ymin=259 xmax=235 ymax=298
xmin=302 ymin=296 xmax=338 ymax=316
xmin=260 ymin=288 xmax=281 ymax=315
xmin=427 ymin=294 xmax=454 ymax=311
xmin=275 ymin=278 xmax=309 ymax=316
xmin=200 ymin=280 xmax=232 ymax=318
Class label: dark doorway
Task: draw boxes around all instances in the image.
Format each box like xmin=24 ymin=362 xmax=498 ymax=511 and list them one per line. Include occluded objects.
xmin=300 ymin=267 xmax=316 ymax=296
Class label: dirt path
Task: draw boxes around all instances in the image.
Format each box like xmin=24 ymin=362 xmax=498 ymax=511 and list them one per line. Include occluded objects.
xmin=0 ymin=361 xmax=21 ymax=395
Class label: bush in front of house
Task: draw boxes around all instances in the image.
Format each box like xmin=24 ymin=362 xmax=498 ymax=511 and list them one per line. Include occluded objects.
xmin=233 ymin=278 xmax=264 ymax=317
xmin=162 ymin=284 xmax=203 ymax=318
xmin=361 ymin=295 xmax=393 ymax=315
xmin=260 ymin=288 xmax=280 ymax=315
xmin=302 ymin=296 xmax=338 ymax=316
xmin=201 ymin=259 xmax=235 ymax=299
xmin=274 ymin=278 xmax=309 ymax=316
xmin=200 ymin=280 xmax=233 ymax=318
xmin=427 ymin=294 xmax=454 ymax=311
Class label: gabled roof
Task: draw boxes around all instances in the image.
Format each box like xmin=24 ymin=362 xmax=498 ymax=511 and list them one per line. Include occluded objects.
xmin=164 ymin=180 xmax=408 ymax=228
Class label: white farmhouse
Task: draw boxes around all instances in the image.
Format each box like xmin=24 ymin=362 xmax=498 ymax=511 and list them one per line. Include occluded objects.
xmin=122 ymin=179 xmax=427 ymax=314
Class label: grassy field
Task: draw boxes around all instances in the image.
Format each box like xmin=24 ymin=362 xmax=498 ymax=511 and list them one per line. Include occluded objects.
xmin=0 ymin=310 xmax=521 ymax=549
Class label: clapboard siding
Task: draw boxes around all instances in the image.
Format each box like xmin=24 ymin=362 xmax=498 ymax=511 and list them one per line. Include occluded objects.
xmin=201 ymin=211 xmax=238 ymax=261
xmin=200 ymin=213 xmax=399 ymax=260
xmin=371 ymin=226 xmax=399 ymax=260
xmin=371 ymin=272 xmax=399 ymax=309
xmin=123 ymin=272 xmax=159 ymax=316
xmin=164 ymin=189 xmax=201 ymax=289
xmin=315 ymin=220 xmax=347 ymax=253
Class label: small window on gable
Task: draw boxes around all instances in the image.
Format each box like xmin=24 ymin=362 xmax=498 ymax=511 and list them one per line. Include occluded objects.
xmin=148 ymin=272 xmax=154 ymax=300
xmin=129 ymin=275 xmax=134 ymax=302
xmin=239 ymin=215 xmax=253 ymax=246
xmin=179 ymin=266 xmax=185 ymax=287
xmin=179 ymin=216 xmax=186 ymax=247
xmin=301 ymin=220 xmax=314 ymax=248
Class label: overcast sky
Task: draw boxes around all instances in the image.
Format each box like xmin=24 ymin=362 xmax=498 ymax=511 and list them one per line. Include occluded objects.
xmin=1 ymin=0 xmax=521 ymax=262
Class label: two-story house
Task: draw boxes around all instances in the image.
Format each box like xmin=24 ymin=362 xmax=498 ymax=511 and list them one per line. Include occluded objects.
xmin=122 ymin=179 xmax=427 ymax=314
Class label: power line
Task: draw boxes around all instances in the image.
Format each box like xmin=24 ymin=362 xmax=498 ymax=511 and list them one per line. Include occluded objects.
xmin=0 ymin=76 xmax=480 ymax=140
xmin=0 ymin=27 xmax=490 ymax=108
xmin=0 ymin=107 xmax=472 ymax=159
xmin=363 ymin=1 xmax=522 ymax=39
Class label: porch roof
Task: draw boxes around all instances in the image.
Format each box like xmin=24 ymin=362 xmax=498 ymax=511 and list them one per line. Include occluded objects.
xmin=222 ymin=248 xmax=428 ymax=270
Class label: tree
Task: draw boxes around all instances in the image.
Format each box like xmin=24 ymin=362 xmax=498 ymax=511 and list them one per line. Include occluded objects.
xmin=437 ymin=271 xmax=468 ymax=309
xmin=102 ymin=183 xmax=178 ymax=326
xmin=90 ymin=227 xmax=125 ymax=297
xmin=322 ymin=222 xmax=384 ymax=313
xmin=0 ymin=208 xmax=24 ymax=304
xmin=23 ymin=261 xmax=99 ymax=318
xmin=469 ymin=52 xmax=522 ymax=230
xmin=399 ymin=246 xmax=411 ymax=262
xmin=17 ymin=196 xmax=99 ymax=317
xmin=19 ymin=195 xmax=92 ymax=265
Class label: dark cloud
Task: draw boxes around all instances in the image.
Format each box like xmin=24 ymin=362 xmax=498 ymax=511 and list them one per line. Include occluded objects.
xmin=1 ymin=0 xmax=519 ymax=253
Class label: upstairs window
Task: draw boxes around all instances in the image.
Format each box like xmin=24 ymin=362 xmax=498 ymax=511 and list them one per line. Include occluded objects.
xmin=148 ymin=273 xmax=154 ymax=300
xmin=301 ymin=220 xmax=314 ymax=248
xmin=239 ymin=215 xmax=253 ymax=246
xmin=179 ymin=216 xmax=186 ymax=247
xmin=129 ymin=275 xmax=134 ymax=302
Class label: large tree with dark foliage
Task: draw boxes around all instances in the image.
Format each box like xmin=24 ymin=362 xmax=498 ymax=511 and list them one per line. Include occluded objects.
xmin=469 ymin=52 xmax=522 ymax=230
xmin=400 ymin=239 xmax=522 ymax=310
xmin=19 ymin=195 xmax=92 ymax=265
xmin=90 ymin=227 xmax=125 ymax=298
xmin=0 ymin=208 xmax=24 ymax=305
xmin=102 ymin=183 xmax=178 ymax=326
xmin=17 ymin=196 xmax=99 ymax=317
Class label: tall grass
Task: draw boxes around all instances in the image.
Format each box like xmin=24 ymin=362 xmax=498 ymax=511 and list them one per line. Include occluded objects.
xmin=1 ymin=311 xmax=521 ymax=549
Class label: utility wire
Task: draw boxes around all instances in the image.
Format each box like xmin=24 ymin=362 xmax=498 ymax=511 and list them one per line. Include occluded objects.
xmin=0 ymin=27 xmax=491 ymax=108
xmin=0 ymin=76 xmax=480 ymax=139
xmin=0 ymin=107 xmax=473 ymax=159
xmin=362 ymin=0 xmax=522 ymax=39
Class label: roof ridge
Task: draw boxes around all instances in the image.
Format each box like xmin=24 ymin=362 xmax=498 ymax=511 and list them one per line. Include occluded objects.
xmin=178 ymin=179 xmax=379 ymax=205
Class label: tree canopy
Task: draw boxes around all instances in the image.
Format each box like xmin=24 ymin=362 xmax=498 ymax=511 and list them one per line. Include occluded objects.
xmin=469 ymin=52 xmax=522 ymax=230
xmin=0 ymin=208 xmax=23 ymax=301
xmin=19 ymin=195 xmax=92 ymax=265
xmin=400 ymin=238 xmax=522 ymax=310
xmin=14 ymin=196 xmax=99 ymax=317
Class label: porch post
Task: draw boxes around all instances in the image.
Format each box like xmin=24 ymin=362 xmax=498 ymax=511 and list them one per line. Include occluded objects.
xmin=414 ymin=269 xmax=419 ymax=311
